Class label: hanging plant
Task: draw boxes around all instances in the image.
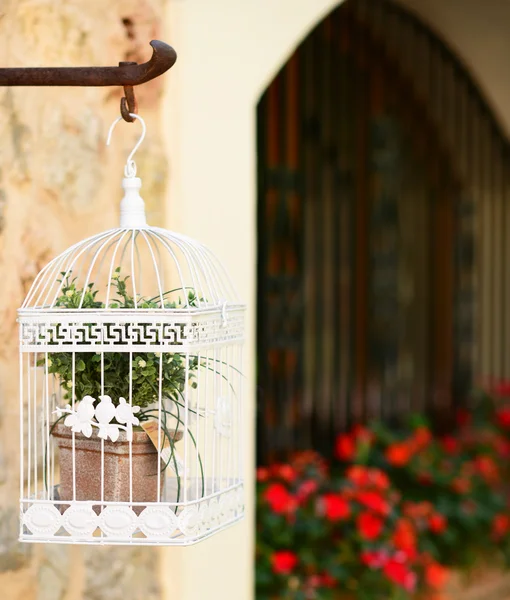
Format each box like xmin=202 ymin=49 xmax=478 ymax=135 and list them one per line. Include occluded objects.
xmin=42 ymin=268 xmax=201 ymax=410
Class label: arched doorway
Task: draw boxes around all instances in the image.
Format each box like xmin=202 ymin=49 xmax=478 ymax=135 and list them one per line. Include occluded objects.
xmin=257 ymin=0 xmax=510 ymax=461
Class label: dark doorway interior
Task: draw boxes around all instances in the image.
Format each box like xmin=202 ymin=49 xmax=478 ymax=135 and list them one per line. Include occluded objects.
xmin=257 ymin=0 xmax=509 ymax=463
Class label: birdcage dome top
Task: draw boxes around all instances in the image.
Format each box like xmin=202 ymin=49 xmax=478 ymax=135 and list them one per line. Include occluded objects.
xmin=20 ymin=115 xmax=242 ymax=316
xmin=20 ymin=224 xmax=240 ymax=313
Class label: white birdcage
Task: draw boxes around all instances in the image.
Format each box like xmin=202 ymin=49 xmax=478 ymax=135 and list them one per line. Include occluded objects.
xmin=18 ymin=115 xmax=245 ymax=545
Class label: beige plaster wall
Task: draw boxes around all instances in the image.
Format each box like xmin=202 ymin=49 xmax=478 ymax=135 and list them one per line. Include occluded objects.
xmin=162 ymin=1 xmax=343 ymax=599
xmin=396 ymin=0 xmax=510 ymax=137
xmin=0 ymin=1 xmax=168 ymax=598
xmin=162 ymin=0 xmax=510 ymax=599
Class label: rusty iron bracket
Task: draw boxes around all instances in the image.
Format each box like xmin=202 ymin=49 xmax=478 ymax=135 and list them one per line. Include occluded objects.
xmin=0 ymin=40 xmax=177 ymax=122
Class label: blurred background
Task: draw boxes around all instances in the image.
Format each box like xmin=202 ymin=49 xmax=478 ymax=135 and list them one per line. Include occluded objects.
xmin=1 ymin=0 xmax=510 ymax=598
xmin=257 ymin=0 xmax=510 ymax=461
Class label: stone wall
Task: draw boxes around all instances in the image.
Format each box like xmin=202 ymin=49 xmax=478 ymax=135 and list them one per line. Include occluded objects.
xmin=0 ymin=1 xmax=168 ymax=598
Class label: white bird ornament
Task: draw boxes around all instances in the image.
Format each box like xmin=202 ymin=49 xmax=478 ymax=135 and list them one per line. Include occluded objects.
xmin=115 ymin=397 xmax=140 ymax=441
xmin=95 ymin=395 xmax=119 ymax=442
xmin=63 ymin=395 xmax=95 ymax=438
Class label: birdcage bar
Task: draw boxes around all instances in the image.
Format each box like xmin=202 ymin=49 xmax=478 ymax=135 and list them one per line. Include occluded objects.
xmin=22 ymin=230 xmax=224 ymax=311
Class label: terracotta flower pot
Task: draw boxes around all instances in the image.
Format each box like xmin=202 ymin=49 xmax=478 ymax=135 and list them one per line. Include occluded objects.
xmin=52 ymin=423 xmax=172 ymax=508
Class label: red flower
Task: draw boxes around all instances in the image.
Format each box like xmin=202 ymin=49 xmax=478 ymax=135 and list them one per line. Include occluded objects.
xmin=425 ymin=563 xmax=449 ymax=589
xmin=271 ymin=550 xmax=298 ymax=575
xmin=361 ymin=550 xmax=389 ymax=568
xmin=256 ymin=467 xmax=270 ymax=482
xmin=296 ymin=479 xmax=318 ymax=503
xmin=474 ymin=455 xmax=500 ymax=484
xmin=386 ymin=442 xmax=413 ymax=467
xmin=412 ymin=427 xmax=432 ymax=450
xmin=440 ymin=436 xmax=460 ymax=455
xmin=392 ymin=519 xmax=416 ymax=555
xmin=321 ymin=493 xmax=350 ymax=521
xmin=496 ymin=408 xmax=510 ymax=429
xmin=428 ymin=513 xmax=447 ymax=534
xmin=494 ymin=380 xmax=510 ymax=397
xmin=306 ymin=575 xmax=321 ymax=589
xmin=352 ymin=424 xmax=374 ymax=445
xmin=451 ymin=477 xmax=471 ymax=494
xmin=264 ymin=483 xmax=296 ymax=514
xmin=357 ymin=491 xmax=390 ymax=516
xmin=357 ymin=512 xmax=384 ymax=540
xmin=336 ymin=434 xmax=356 ymax=461
xmin=346 ymin=465 xmax=371 ymax=487
xmin=371 ymin=469 xmax=390 ymax=490
xmin=494 ymin=436 xmax=510 ymax=457
xmin=394 ymin=547 xmax=417 ymax=563
xmin=403 ymin=501 xmax=433 ymax=520
xmin=492 ymin=514 xmax=510 ymax=539
xmin=383 ymin=560 xmax=417 ymax=592
xmin=319 ymin=572 xmax=336 ymax=588
xmin=292 ymin=450 xmax=324 ymax=469
xmin=274 ymin=464 xmax=298 ymax=482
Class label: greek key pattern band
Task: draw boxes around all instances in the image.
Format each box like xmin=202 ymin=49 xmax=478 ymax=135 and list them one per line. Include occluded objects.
xmin=19 ymin=312 xmax=245 ymax=351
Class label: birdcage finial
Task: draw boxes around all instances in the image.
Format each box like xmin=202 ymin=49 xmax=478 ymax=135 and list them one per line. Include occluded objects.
xmin=120 ymin=176 xmax=147 ymax=228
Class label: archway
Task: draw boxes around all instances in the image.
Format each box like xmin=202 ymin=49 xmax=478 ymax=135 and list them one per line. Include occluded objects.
xmin=256 ymin=0 xmax=510 ymax=461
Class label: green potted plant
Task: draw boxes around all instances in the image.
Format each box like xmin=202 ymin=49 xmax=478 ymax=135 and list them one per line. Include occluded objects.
xmin=44 ymin=269 xmax=202 ymax=507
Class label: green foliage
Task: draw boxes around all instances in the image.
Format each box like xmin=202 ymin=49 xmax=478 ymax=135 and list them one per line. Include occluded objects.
xmin=45 ymin=351 xmax=198 ymax=409
xmin=40 ymin=270 xmax=201 ymax=408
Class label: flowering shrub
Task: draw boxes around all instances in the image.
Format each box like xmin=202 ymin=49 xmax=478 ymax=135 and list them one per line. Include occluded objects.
xmin=256 ymin=386 xmax=510 ymax=599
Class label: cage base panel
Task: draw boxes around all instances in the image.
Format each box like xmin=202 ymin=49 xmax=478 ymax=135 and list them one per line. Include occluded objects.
xmin=19 ymin=514 xmax=244 ymax=546
xmin=20 ymin=484 xmax=244 ymax=545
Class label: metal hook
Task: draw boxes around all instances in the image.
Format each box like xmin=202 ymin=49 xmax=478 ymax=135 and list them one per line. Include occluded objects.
xmin=119 ymin=62 xmax=138 ymax=123
xmin=106 ymin=113 xmax=147 ymax=178
xmin=120 ymin=85 xmax=138 ymax=122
